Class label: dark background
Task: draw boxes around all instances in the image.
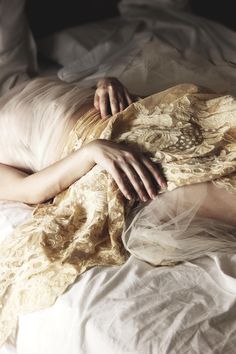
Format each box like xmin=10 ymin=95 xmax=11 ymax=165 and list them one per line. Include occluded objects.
xmin=25 ymin=0 xmax=236 ymax=39
xmin=190 ymin=0 xmax=236 ymax=31
xmin=25 ymin=0 xmax=121 ymax=38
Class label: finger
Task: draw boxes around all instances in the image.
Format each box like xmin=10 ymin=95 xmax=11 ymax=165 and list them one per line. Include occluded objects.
xmin=128 ymin=158 xmax=160 ymax=199
xmin=121 ymin=163 xmax=150 ymax=202
xmin=141 ymin=156 xmax=167 ymax=190
xmin=118 ymin=91 xmax=128 ymax=112
xmin=124 ymin=88 xmax=133 ymax=106
xmin=108 ymin=86 xmax=119 ymax=115
xmin=94 ymin=92 xmax=99 ymax=110
xmin=108 ymin=162 xmax=133 ymax=200
xmin=99 ymin=92 xmax=109 ymax=118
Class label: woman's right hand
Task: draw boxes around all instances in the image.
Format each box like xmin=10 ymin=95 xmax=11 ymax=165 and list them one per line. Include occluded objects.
xmin=85 ymin=139 xmax=167 ymax=202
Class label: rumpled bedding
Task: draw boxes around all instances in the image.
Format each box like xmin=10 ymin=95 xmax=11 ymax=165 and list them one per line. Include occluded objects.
xmin=2 ymin=215 xmax=236 ymax=354
xmin=38 ymin=1 xmax=236 ymax=95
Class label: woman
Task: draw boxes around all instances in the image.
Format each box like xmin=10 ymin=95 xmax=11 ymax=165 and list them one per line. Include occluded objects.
xmin=0 ymin=2 xmax=171 ymax=344
xmin=2 ymin=1 xmax=236 ymax=348
xmin=1 ymin=74 xmax=236 ymax=346
xmin=0 ymin=76 xmax=166 ymax=205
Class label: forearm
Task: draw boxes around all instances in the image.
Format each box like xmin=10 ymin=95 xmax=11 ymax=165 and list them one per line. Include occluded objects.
xmin=22 ymin=145 xmax=95 ymax=204
xmin=18 ymin=137 xmax=166 ymax=205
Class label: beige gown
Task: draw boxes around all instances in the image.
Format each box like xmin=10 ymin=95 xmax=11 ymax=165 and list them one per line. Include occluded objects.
xmin=0 ymin=77 xmax=94 ymax=172
xmin=1 ymin=80 xmax=236 ymax=346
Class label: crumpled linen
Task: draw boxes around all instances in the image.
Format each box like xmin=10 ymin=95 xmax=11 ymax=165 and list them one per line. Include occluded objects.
xmin=1 ymin=83 xmax=236 ymax=346
xmin=0 ymin=0 xmax=37 ymax=96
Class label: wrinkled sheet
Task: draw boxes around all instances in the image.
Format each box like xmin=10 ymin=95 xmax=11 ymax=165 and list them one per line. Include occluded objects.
xmin=38 ymin=2 xmax=236 ymax=96
xmin=0 ymin=0 xmax=38 ymax=95
xmin=1 ymin=201 xmax=236 ymax=354
xmin=1 ymin=1 xmax=236 ymax=353
xmin=15 ymin=255 xmax=236 ymax=354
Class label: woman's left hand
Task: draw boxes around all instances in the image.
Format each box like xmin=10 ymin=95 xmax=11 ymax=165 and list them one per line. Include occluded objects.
xmin=94 ymin=77 xmax=134 ymax=118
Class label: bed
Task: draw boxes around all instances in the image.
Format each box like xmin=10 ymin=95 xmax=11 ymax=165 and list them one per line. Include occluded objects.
xmin=1 ymin=1 xmax=236 ymax=353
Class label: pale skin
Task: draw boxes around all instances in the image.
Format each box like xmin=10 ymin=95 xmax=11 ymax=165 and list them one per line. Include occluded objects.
xmin=0 ymin=77 xmax=167 ymax=205
xmin=94 ymin=77 xmax=134 ymax=118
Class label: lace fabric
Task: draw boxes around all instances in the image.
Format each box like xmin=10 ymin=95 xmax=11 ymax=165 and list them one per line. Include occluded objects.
xmin=1 ymin=83 xmax=236 ymax=346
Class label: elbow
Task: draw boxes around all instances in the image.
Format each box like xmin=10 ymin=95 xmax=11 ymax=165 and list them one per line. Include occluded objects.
xmin=23 ymin=195 xmax=43 ymax=206
xmin=23 ymin=190 xmax=50 ymax=205
xmin=21 ymin=178 xmax=62 ymax=205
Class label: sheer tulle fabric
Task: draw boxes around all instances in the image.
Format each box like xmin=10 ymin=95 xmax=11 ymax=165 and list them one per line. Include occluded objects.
xmin=0 ymin=77 xmax=94 ymax=172
xmin=122 ymin=183 xmax=236 ymax=265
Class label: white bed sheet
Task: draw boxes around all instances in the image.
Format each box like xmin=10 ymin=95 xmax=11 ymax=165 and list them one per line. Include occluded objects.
xmin=1 ymin=200 xmax=236 ymax=354
xmin=1 ymin=2 xmax=236 ymax=353
xmin=16 ymin=255 xmax=236 ymax=354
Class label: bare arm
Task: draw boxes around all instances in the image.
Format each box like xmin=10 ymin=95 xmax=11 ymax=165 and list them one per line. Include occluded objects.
xmin=0 ymin=145 xmax=95 ymax=205
xmin=0 ymin=140 xmax=166 ymax=205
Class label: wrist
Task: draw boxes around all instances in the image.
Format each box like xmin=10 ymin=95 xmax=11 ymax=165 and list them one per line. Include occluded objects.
xmin=80 ymin=141 xmax=97 ymax=165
